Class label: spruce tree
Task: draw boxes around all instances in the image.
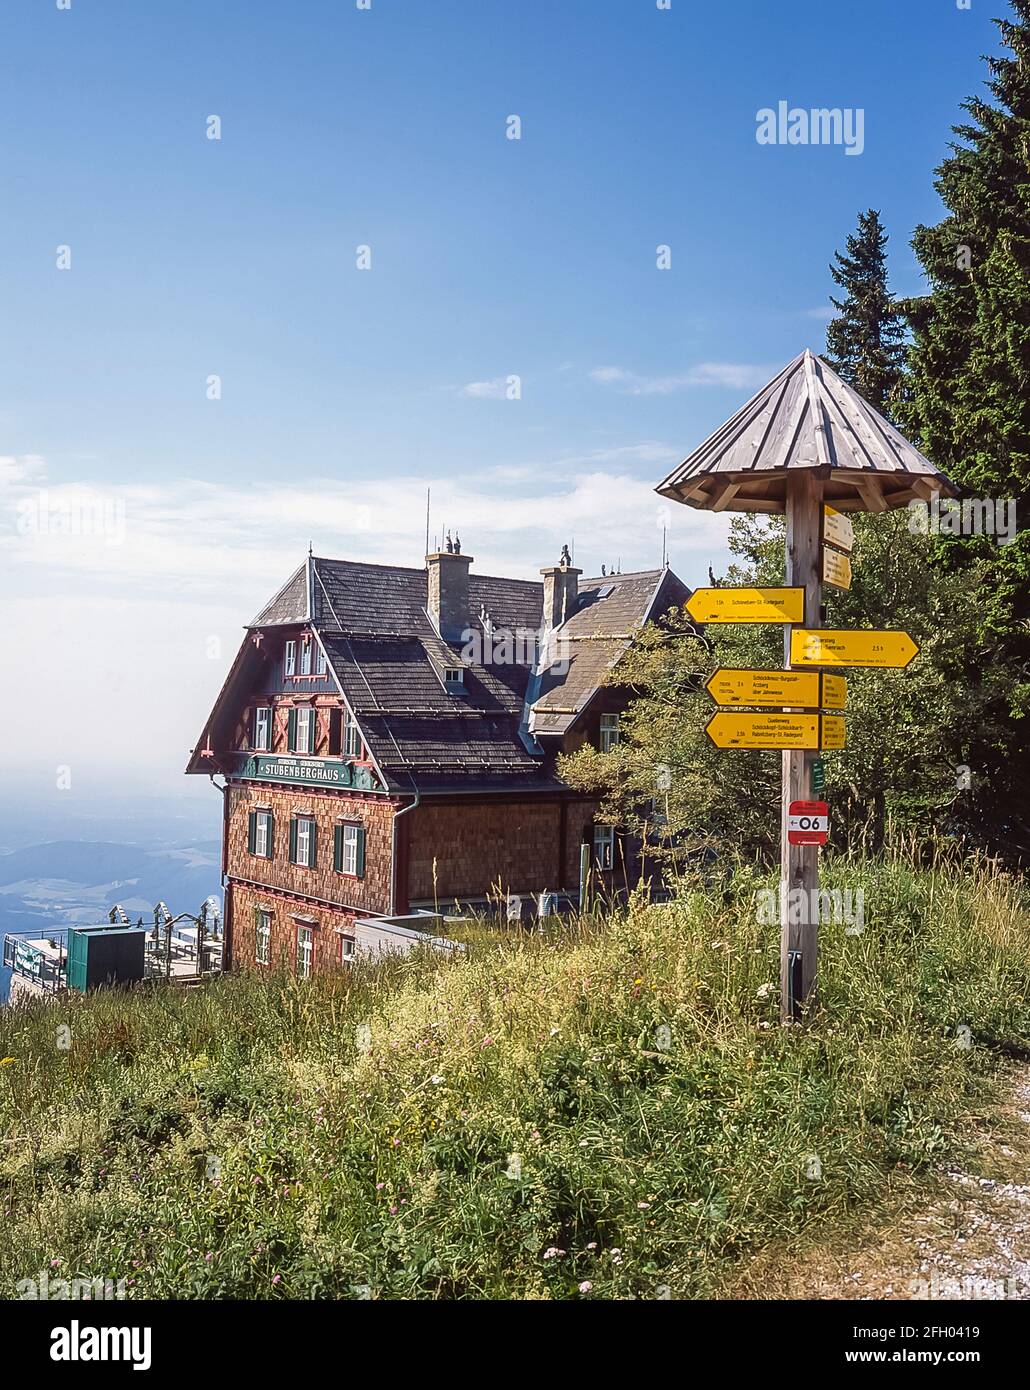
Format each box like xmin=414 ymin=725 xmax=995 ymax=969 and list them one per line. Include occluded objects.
xmin=825 ymin=209 xmax=907 ymax=419
xmin=905 ymin=1 xmax=1030 ymax=860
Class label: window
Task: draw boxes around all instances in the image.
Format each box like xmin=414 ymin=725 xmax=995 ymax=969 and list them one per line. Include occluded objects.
xmin=333 ymin=822 xmax=366 ymax=878
xmin=593 ymin=824 xmax=616 ymax=871
xmin=340 ymin=935 xmax=355 ymax=965
xmin=444 ymin=666 xmax=464 ymax=685
xmin=247 ymin=810 xmax=274 ymax=859
xmin=316 ymin=645 xmax=327 ymax=675
xmin=290 ymin=816 xmax=317 ymax=868
xmin=288 ymin=706 xmax=315 ymax=754
xmin=284 ymin=641 xmax=297 ymax=677
xmin=297 ymin=926 xmax=313 ymax=979
xmin=300 ymin=640 xmax=313 ymax=676
xmin=343 ymin=708 xmax=361 ymax=758
xmin=600 ymin=713 xmax=621 ymax=752
xmin=253 ymin=706 xmax=272 ymax=751
xmin=255 ymin=909 xmax=272 ymax=965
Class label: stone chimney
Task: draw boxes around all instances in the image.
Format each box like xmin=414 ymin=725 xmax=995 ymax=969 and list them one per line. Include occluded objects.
xmin=426 ymin=542 xmax=474 ymax=642
xmin=540 ymin=545 xmax=581 ymax=632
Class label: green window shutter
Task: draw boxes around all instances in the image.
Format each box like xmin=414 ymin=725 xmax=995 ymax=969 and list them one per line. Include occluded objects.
xmin=287 ymin=708 xmax=298 ymax=752
xmin=355 ymin=826 xmax=366 ymax=879
xmin=333 ymin=824 xmax=343 ymax=873
xmin=247 ymin=811 xmax=256 ymax=854
xmin=308 ymin=712 xmax=317 ymax=753
xmin=288 ymin=817 xmax=298 ymax=864
xmin=308 ymin=822 xmax=317 ymax=869
xmin=266 ymin=813 xmax=275 ymax=859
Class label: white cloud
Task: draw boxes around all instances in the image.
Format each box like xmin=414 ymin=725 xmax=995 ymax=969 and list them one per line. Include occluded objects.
xmin=804 ymin=305 xmax=834 ymax=321
xmin=460 ymin=378 xmax=510 ymax=399
xmin=0 ymin=455 xmax=735 ymax=779
xmin=589 ymin=363 xmax=774 ymax=395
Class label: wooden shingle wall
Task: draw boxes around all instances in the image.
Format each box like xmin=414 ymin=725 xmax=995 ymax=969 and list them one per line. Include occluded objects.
xmin=226 ymin=783 xmax=395 ymax=915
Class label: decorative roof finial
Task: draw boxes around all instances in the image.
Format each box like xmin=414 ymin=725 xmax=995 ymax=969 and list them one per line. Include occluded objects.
xmin=446 ymin=530 xmax=454 ymax=554
xmin=454 ymin=533 xmax=461 ymax=554
xmin=560 ymin=543 xmax=571 ymax=567
xmin=601 ymin=563 xmax=606 ymax=576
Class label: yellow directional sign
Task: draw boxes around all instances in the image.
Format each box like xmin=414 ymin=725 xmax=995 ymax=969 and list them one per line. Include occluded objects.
xmin=686 ymin=587 xmax=805 ymax=624
xmin=822 ymin=547 xmax=852 ymax=591
xmin=790 ymin=629 xmax=920 ymax=669
xmin=705 ymin=711 xmax=847 ymax=750
xmin=705 ymin=668 xmax=847 ymax=710
xmin=823 ymin=505 xmax=855 ymax=553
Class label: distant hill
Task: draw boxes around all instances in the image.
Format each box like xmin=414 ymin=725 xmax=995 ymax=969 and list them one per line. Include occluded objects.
xmin=0 ymin=840 xmax=222 ymax=938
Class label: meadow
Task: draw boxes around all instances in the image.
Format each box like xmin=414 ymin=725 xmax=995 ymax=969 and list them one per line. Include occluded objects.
xmin=1 ymin=847 xmax=1028 ymax=1300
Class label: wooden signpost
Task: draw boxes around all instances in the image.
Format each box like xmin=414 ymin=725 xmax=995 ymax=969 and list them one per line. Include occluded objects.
xmin=705 ymin=668 xmax=846 ymax=710
xmin=685 ymin=587 xmax=805 ymax=624
xmin=705 ymin=711 xmax=846 ymax=750
xmin=790 ymin=629 xmax=919 ymax=669
xmin=656 ymin=349 xmax=960 ymax=1024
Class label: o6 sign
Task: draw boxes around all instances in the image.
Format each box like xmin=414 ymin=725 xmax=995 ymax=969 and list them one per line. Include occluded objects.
xmin=788 ymin=800 xmax=829 ymax=846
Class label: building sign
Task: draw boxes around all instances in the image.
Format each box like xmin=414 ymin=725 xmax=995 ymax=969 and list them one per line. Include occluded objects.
xmin=236 ymin=754 xmax=380 ymax=791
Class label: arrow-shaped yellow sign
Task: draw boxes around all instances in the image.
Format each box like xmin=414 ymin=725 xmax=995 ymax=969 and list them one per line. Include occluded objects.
xmin=705 ymin=711 xmax=847 ymax=750
xmin=705 ymin=669 xmax=847 ymax=710
xmin=790 ymin=629 xmax=920 ymax=669
xmin=686 ymin=587 xmax=805 ymax=624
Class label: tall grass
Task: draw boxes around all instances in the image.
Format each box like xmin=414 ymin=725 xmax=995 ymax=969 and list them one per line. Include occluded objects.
xmin=1 ymin=852 xmax=1028 ymax=1299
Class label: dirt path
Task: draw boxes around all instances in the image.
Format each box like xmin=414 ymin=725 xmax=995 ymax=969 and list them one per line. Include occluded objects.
xmin=733 ymin=1067 xmax=1030 ymax=1301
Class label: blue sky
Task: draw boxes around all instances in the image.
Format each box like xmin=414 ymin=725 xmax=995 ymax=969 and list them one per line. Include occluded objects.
xmin=0 ymin=0 xmax=1005 ymax=794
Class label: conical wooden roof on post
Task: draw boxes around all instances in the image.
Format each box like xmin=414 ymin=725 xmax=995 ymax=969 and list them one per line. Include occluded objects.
xmin=655 ymin=349 xmax=959 ymax=513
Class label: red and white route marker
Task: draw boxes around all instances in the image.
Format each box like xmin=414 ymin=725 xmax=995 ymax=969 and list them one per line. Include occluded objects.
xmin=787 ymin=800 xmax=829 ymax=846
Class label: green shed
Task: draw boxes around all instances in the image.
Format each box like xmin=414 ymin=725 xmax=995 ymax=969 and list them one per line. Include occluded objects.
xmin=66 ymin=924 xmax=148 ymax=993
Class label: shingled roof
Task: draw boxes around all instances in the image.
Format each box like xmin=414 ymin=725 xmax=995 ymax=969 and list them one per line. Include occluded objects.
xmin=656 ymin=349 xmax=959 ymax=513
xmin=194 ymin=553 xmax=690 ymax=794
xmin=530 ymin=569 xmax=691 ymax=736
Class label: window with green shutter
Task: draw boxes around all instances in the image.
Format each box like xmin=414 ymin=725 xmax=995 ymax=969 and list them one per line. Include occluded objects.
xmin=287 ymin=708 xmax=298 ymax=752
xmin=247 ymin=811 xmax=257 ymax=855
xmin=289 ymin=817 xmax=298 ymax=864
xmin=333 ymin=822 xmax=364 ymax=877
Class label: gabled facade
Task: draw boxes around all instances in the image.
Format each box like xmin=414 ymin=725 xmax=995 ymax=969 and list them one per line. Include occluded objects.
xmin=186 ymin=546 xmax=691 ymax=976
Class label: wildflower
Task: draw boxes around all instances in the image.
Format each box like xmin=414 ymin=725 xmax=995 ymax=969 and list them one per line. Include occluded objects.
xmin=578 ymin=1280 xmax=593 ymax=1294
xmin=610 ymin=1249 xmax=623 ymax=1264
xmin=272 ymin=1274 xmax=281 ymax=1285
xmin=586 ymin=1242 xmax=597 ymax=1251
xmin=542 ymin=1247 xmax=566 ymax=1260
xmin=637 ymin=1201 xmax=651 ymax=1209
xmin=376 ymin=1182 xmax=385 ymax=1191
xmin=50 ymin=1258 xmax=62 ymax=1268
xmin=430 ymin=1074 xmax=444 ymax=1085
xmin=390 ymin=1205 xmax=398 ymax=1214
xmin=756 ymin=983 xmax=775 ymax=1001
xmin=0 ymin=1058 xmax=15 ymax=1066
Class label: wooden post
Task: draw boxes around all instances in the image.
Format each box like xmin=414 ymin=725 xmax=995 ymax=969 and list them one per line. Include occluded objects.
xmin=780 ymin=470 xmax=823 ymax=1022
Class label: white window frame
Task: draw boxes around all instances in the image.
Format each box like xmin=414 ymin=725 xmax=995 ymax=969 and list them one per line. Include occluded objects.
xmin=255 ymin=909 xmax=271 ymax=966
xmin=296 ymin=816 xmax=314 ymax=867
xmin=340 ymin=822 xmax=359 ymax=876
xmin=340 ymin=934 xmax=355 ymax=964
xmin=316 ymin=645 xmax=327 ymax=675
xmin=254 ymin=810 xmax=272 ymax=859
xmin=593 ymin=824 xmax=616 ymax=871
xmin=343 ymin=708 xmax=361 ymax=758
xmin=254 ymin=706 xmax=272 ymax=751
xmin=600 ymin=712 xmax=621 ymax=752
xmin=297 ymin=925 xmax=313 ymax=979
xmin=296 ymin=706 xmax=314 ymax=754
xmin=300 ymin=640 xmax=313 ymax=676
xmin=284 ymin=640 xmax=297 ymax=677
xmin=444 ymin=666 xmax=464 ymax=685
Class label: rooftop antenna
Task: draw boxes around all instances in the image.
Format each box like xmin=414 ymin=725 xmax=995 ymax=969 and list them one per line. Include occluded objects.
xmin=662 ymin=524 xmax=668 ymax=568
xmin=425 ymin=487 xmax=430 ymax=563
xmin=308 ymin=539 xmax=313 ymax=557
